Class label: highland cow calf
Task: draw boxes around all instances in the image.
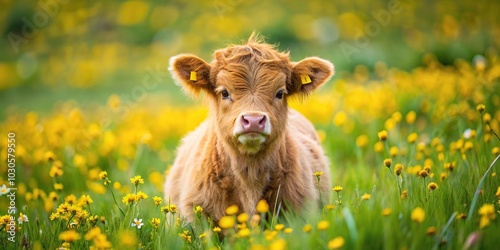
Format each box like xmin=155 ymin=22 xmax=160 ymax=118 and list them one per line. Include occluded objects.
xmin=164 ymin=34 xmax=333 ymax=223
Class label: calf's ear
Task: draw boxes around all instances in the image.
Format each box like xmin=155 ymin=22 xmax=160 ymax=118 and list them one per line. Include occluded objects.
xmin=288 ymin=57 xmax=334 ymax=96
xmin=169 ymin=54 xmax=212 ymax=96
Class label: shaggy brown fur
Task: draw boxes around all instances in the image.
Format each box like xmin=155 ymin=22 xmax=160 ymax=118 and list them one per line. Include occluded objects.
xmin=165 ymin=33 xmax=334 ymax=223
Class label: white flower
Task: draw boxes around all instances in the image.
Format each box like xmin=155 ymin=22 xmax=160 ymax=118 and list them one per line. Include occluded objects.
xmin=0 ymin=184 xmax=10 ymax=195
xmin=132 ymin=218 xmax=143 ymax=229
xmin=18 ymin=213 xmax=28 ymax=224
xmin=463 ymin=128 xmax=472 ymax=139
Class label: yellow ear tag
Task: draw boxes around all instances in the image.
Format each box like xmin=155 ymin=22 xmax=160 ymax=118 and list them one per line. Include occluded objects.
xmin=300 ymin=74 xmax=312 ymax=84
xmin=190 ymin=71 xmax=197 ymax=81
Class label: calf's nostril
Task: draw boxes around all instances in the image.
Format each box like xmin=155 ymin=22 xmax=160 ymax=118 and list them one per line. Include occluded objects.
xmin=241 ymin=115 xmax=266 ymax=133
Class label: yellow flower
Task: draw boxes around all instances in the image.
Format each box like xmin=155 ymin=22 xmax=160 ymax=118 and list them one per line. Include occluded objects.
xmin=389 ymin=146 xmax=399 ymax=157
xmin=237 ymin=213 xmax=249 ymax=223
xmin=225 ymin=205 xmax=239 ymax=215
xmin=407 ymin=132 xmax=418 ymax=144
xmin=356 ymin=134 xmax=369 ymax=148
xmin=59 ymin=230 xmax=81 ymax=242
xmin=333 ymin=186 xmax=343 ymax=192
xmin=374 ymin=141 xmax=384 ymax=153
xmin=78 ymin=195 xmax=93 ymax=206
xmin=361 ymin=193 xmax=371 ymax=200
xmin=54 ymin=183 xmax=64 ymax=192
xmin=382 ymin=208 xmax=391 ymax=216
xmin=383 ymin=158 xmax=392 ymax=168
xmin=169 ymin=204 xmax=177 ymax=213
xmin=238 ymin=228 xmax=251 ymax=238
xmin=194 ymin=205 xmax=204 ymax=215
xmin=394 ymin=164 xmax=404 ymax=176
xmin=406 ymin=111 xmax=417 ymax=124
xmin=213 ymin=227 xmax=222 ymax=232
xmin=476 ymin=104 xmax=485 ymax=112
xmin=302 ymin=224 xmax=312 ymax=233
xmin=136 ymin=191 xmax=148 ymax=200
xmin=269 ymin=238 xmax=286 ymax=250
xmin=478 ymin=204 xmax=496 ymax=220
xmin=313 ymin=171 xmax=323 ymax=177
xmin=401 ymin=190 xmax=408 ymax=199
xmin=418 ymin=170 xmax=428 ymax=178
xmin=317 ymin=220 xmax=330 ymax=230
xmin=427 ymin=182 xmax=438 ymax=191
xmin=284 ymin=228 xmax=292 ymax=234
xmin=492 ymin=147 xmax=500 ymax=156
xmin=130 ymin=175 xmax=144 ymax=186
xmin=153 ymin=196 xmax=163 ymax=206
xmin=275 ymin=224 xmax=285 ymax=231
xmin=219 ymin=216 xmax=235 ymax=229
xmin=496 ymin=187 xmax=500 ymax=198
xmin=151 ymin=218 xmax=160 ymax=229
xmin=328 ymin=236 xmax=345 ymax=249
xmin=122 ymin=193 xmax=137 ymax=205
xmin=378 ymin=130 xmax=388 ymax=141
xmin=426 ymin=226 xmax=437 ymax=235
xmin=325 ymin=204 xmax=335 ymax=210
xmin=411 ymin=207 xmax=425 ymax=223
xmin=256 ymin=199 xmax=269 ymax=213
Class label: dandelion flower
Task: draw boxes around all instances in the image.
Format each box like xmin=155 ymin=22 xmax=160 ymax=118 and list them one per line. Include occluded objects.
xmin=383 ymin=158 xmax=392 ymax=168
xmin=136 ymin=191 xmax=148 ymax=200
xmin=284 ymin=228 xmax=293 ymax=234
xmin=406 ymin=111 xmax=416 ymax=124
xmin=256 ymin=199 xmax=269 ymax=213
xmin=237 ymin=213 xmax=249 ymax=223
xmin=225 ymin=204 xmax=239 ymax=215
xmin=130 ymin=175 xmax=144 ymax=185
xmin=54 ymin=183 xmax=63 ymax=192
xmin=478 ymin=204 xmax=496 ymax=220
xmin=194 ymin=205 xmax=204 ymax=215
xmin=131 ymin=218 xmax=144 ymax=229
xmin=382 ymin=208 xmax=392 ymax=216
xmin=303 ymin=224 xmax=312 ymax=233
xmin=394 ymin=164 xmax=404 ymax=176
xmin=58 ymin=230 xmax=81 ymax=242
xmin=219 ymin=216 xmax=235 ymax=229
xmin=361 ymin=193 xmax=371 ymax=200
xmin=317 ymin=220 xmax=329 ymax=230
xmin=151 ymin=218 xmax=160 ymax=229
xmin=333 ymin=186 xmax=343 ymax=192
xmin=153 ymin=196 xmax=163 ymax=206
xmin=378 ymin=130 xmax=388 ymax=141
xmin=122 ymin=193 xmax=137 ymax=205
xmin=275 ymin=224 xmax=285 ymax=231
xmin=389 ymin=146 xmax=399 ymax=157
xmin=492 ymin=147 xmax=499 ymax=156
xmin=238 ymin=228 xmax=251 ymax=238
xmin=213 ymin=227 xmax=221 ymax=232
xmin=356 ymin=134 xmax=369 ymax=148
xmin=169 ymin=204 xmax=177 ymax=213
xmin=313 ymin=171 xmax=323 ymax=177
xmin=418 ymin=170 xmax=428 ymax=178
xmin=411 ymin=207 xmax=425 ymax=223
xmin=496 ymin=187 xmax=500 ymax=198
xmin=401 ymin=190 xmax=408 ymax=199
xmin=407 ymin=133 xmax=418 ymax=143
xmin=476 ymin=104 xmax=485 ymax=112
xmin=328 ymin=236 xmax=345 ymax=249
xmin=427 ymin=182 xmax=438 ymax=191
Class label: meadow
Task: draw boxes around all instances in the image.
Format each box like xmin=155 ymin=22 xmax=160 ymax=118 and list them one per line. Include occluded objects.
xmin=1 ymin=0 xmax=500 ymax=249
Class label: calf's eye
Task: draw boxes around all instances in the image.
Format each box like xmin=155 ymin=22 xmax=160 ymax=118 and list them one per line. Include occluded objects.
xmin=221 ymin=90 xmax=230 ymax=99
xmin=275 ymin=90 xmax=284 ymax=99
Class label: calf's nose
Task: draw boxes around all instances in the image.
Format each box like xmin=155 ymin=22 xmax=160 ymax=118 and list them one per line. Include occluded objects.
xmin=241 ymin=114 xmax=266 ymax=133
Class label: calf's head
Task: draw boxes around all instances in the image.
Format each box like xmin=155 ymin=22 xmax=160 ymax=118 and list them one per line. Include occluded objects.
xmin=169 ymin=34 xmax=334 ymax=155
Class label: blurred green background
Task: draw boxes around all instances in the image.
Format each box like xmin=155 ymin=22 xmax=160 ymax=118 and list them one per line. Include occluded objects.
xmin=1 ymin=0 xmax=499 ymax=117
